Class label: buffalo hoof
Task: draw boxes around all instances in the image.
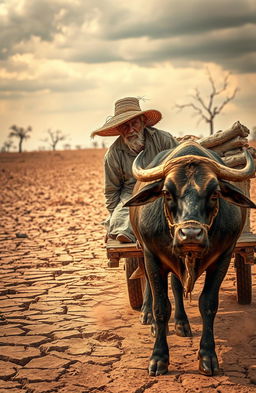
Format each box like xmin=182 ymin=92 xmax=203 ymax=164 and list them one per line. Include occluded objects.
xmin=198 ymin=352 xmax=219 ymax=376
xmin=140 ymin=311 xmax=153 ymax=325
xmin=148 ymin=358 xmax=169 ymax=376
xmin=175 ymin=321 xmax=192 ymax=337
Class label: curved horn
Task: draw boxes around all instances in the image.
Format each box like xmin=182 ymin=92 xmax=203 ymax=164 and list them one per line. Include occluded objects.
xmin=163 ymin=149 xmax=255 ymax=181
xmin=133 ymin=145 xmax=255 ymax=183
xmin=132 ymin=151 xmax=165 ymax=181
xmin=212 ymin=148 xmax=255 ymax=181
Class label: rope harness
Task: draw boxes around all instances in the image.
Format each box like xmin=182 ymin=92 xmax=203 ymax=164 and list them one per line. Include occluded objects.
xmin=164 ymin=199 xmax=219 ymax=234
xmin=164 ymin=197 xmax=219 ymax=298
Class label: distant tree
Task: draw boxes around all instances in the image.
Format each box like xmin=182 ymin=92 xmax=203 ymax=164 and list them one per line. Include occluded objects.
xmin=45 ymin=129 xmax=67 ymax=151
xmin=92 ymin=141 xmax=98 ymax=148
xmin=176 ymin=69 xmax=239 ymax=135
xmin=75 ymin=144 xmax=82 ymax=149
xmin=9 ymin=125 xmax=32 ymax=152
xmin=63 ymin=143 xmax=71 ymax=150
xmin=101 ymin=141 xmax=106 ymax=148
xmin=1 ymin=139 xmax=13 ymax=152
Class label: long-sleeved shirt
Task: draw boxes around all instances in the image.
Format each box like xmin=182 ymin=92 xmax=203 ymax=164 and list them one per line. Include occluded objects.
xmin=104 ymin=126 xmax=178 ymax=214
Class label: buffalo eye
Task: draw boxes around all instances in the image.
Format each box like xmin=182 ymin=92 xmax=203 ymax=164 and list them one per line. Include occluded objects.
xmin=163 ymin=190 xmax=174 ymax=203
xmin=208 ymin=191 xmax=219 ymax=207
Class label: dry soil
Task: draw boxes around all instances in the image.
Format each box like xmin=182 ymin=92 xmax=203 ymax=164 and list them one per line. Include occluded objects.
xmin=0 ymin=149 xmax=256 ymax=393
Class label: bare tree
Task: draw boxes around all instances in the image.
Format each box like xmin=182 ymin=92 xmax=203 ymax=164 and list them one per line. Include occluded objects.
xmin=46 ymin=129 xmax=66 ymax=151
xmin=9 ymin=125 xmax=32 ymax=152
xmin=176 ymin=69 xmax=239 ymax=135
xmin=1 ymin=139 xmax=13 ymax=152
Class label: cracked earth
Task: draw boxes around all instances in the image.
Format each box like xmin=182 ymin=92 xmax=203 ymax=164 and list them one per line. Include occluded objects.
xmin=0 ymin=149 xmax=256 ymax=393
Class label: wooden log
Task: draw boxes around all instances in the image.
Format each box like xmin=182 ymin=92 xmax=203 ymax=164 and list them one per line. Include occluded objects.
xmin=224 ymin=148 xmax=244 ymax=157
xmin=222 ymin=149 xmax=256 ymax=168
xmin=199 ymin=121 xmax=250 ymax=148
xmin=223 ymin=147 xmax=256 ymax=158
xmin=210 ymin=136 xmax=248 ymax=156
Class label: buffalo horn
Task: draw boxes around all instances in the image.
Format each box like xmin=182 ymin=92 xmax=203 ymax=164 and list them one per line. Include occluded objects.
xmin=132 ymin=151 xmax=165 ymax=181
xmin=132 ymin=147 xmax=255 ymax=182
xmin=163 ymin=149 xmax=255 ymax=181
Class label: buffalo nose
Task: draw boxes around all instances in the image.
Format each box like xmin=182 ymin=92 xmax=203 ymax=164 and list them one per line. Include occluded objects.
xmin=179 ymin=227 xmax=203 ymax=241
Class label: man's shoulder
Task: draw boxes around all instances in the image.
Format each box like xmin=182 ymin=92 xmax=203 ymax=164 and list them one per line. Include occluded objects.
xmin=146 ymin=127 xmax=177 ymax=142
xmin=105 ymin=137 xmax=123 ymax=159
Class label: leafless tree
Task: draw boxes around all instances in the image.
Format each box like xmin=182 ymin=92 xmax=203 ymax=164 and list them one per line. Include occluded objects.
xmin=46 ymin=129 xmax=66 ymax=151
xmin=9 ymin=125 xmax=32 ymax=152
xmin=176 ymin=69 xmax=239 ymax=135
xmin=1 ymin=139 xmax=13 ymax=152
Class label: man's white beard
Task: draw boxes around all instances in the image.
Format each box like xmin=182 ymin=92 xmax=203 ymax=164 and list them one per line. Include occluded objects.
xmin=123 ymin=131 xmax=145 ymax=153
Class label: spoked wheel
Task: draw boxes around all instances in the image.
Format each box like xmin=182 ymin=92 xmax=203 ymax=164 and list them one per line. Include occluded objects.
xmin=235 ymin=253 xmax=252 ymax=305
xmin=125 ymin=257 xmax=145 ymax=310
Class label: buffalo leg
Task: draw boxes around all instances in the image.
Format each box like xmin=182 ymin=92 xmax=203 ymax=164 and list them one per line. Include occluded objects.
xmin=198 ymin=255 xmax=230 ymax=376
xmin=171 ymin=274 xmax=192 ymax=337
xmin=145 ymin=250 xmax=171 ymax=376
xmin=140 ymin=278 xmax=153 ymax=325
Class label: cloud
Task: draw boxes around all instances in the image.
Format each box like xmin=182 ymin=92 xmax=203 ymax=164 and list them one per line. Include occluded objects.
xmin=116 ymin=24 xmax=256 ymax=73
xmin=0 ymin=0 xmax=255 ymax=151
xmin=0 ymin=0 xmax=255 ymax=74
xmin=0 ymin=53 xmax=97 ymax=95
xmin=101 ymin=0 xmax=256 ymax=39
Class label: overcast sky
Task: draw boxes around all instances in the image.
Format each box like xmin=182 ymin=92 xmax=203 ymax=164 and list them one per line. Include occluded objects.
xmin=0 ymin=0 xmax=255 ymax=151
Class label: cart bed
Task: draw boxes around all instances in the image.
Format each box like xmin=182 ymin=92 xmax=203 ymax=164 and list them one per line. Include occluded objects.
xmin=106 ymin=232 xmax=256 ymax=267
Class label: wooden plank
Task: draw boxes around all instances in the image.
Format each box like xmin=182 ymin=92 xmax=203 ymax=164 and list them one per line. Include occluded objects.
xmin=106 ymin=239 xmax=140 ymax=253
xmin=106 ymin=236 xmax=256 ymax=261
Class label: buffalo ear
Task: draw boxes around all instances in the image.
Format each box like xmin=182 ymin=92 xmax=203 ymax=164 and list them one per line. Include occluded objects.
xmin=124 ymin=179 xmax=164 ymax=207
xmin=219 ymin=180 xmax=256 ymax=208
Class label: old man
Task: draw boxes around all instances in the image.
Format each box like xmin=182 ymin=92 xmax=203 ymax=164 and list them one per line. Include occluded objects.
xmin=91 ymin=97 xmax=178 ymax=243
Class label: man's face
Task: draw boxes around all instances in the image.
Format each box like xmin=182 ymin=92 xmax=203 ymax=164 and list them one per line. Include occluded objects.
xmin=118 ymin=115 xmax=146 ymax=153
xmin=118 ymin=116 xmax=144 ymax=140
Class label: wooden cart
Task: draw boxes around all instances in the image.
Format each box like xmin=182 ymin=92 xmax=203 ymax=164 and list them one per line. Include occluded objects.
xmin=106 ymin=231 xmax=256 ymax=309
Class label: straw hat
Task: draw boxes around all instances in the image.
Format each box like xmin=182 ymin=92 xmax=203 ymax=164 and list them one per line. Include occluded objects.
xmin=91 ymin=97 xmax=162 ymax=137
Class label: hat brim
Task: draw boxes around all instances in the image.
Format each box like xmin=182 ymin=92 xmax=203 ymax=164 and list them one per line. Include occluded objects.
xmin=91 ymin=109 xmax=162 ymax=137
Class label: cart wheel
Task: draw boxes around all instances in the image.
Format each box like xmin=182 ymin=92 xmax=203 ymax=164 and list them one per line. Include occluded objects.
xmin=235 ymin=253 xmax=252 ymax=305
xmin=125 ymin=257 xmax=144 ymax=310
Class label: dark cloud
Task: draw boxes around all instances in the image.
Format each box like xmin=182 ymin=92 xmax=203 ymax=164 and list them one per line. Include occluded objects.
xmin=0 ymin=0 xmax=99 ymax=58
xmin=0 ymin=0 xmax=255 ymax=74
xmin=101 ymin=0 xmax=256 ymax=39
xmin=123 ymin=25 xmax=256 ymax=73
xmin=0 ymin=74 xmax=96 ymax=94
xmin=0 ymin=1 xmax=60 ymax=58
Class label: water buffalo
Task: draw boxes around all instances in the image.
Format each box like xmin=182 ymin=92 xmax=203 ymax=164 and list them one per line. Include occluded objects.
xmin=124 ymin=141 xmax=256 ymax=376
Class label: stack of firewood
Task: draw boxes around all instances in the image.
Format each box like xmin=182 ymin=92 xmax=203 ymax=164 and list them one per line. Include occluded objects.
xmin=178 ymin=121 xmax=256 ymax=169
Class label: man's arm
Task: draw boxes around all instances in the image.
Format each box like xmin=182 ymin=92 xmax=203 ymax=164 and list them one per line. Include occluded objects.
xmin=104 ymin=150 xmax=122 ymax=214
